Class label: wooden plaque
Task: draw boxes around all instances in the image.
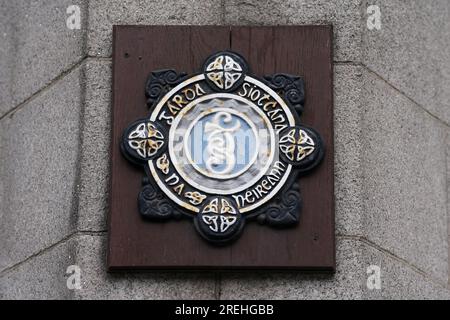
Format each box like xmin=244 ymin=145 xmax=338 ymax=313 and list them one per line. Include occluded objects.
xmin=108 ymin=26 xmax=334 ymax=271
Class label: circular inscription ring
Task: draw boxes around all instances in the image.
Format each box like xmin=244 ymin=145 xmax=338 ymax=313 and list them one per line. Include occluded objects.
xmin=149 ymin=74 xmax=295 ymax=215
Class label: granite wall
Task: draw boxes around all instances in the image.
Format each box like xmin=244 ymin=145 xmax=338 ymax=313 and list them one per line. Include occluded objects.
xmin=1 ymin=0 xmax=449 ymax=299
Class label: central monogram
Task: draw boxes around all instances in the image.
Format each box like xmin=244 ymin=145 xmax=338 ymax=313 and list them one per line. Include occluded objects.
xmin=121 ymin=51 xmax=324 ymax=244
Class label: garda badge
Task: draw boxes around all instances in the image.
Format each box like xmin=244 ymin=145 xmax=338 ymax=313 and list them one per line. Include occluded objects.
xmin=121 ymin=51 xmax=324 ymax=245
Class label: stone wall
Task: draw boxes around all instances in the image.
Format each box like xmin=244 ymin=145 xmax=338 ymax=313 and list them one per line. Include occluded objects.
xmin=1 ymin=0 xmax=449 ymax=299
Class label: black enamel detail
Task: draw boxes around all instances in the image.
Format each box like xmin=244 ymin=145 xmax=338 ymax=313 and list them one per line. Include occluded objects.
xmin=145 ymin=69 xmax=188 ymax=107
xmin=264 ymin=74 xmax=305 ymax=116
xmin=138 ymin=177 xmax=182 ymax=220
xmin=256 ymin=181 xmax=302 ymax=227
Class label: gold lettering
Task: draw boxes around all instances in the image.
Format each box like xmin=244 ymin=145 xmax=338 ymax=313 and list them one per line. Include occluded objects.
xmin=232 ymin=194 xmax=245 ymax=208
xmin=182 ymin=88 xmax=196 ymax=101
xmin=173 ymin=183 xmax=185 ymax=195
xmin=165 ymin=173 xmax=179 ymax=185
xmin=167 ymin=101 xmax=181 ymax=116
xmin=267 ymin=108 xmax=285 ymax=123
xmin=172 ymin=94 xmax=188 ymax=109
xmin=195 ymin=83 xmax=206 ymax=96
xmin=263 ymin=100 xmax=278 ymax=111
xmin=238 ymin=82 xmax=250 ymax=97
xmin=245 ymin=191 xmax=255 ymax=203
xmin=267 ymin=175 xmax=279 ymax=186
xmin=158 ymin=110 xmax=174 ymax=125
xmin=254 ymin=185 xmax=268 ymax=198
xmin=232 ymin=162 xmax=287 ymax=209
xmin=250 ymin=88 xmax=261 ymax=101
xmin=257 ymin=94 xmax=270 ymax=107
xmin=275 ymin=124 xmax=288 ymax=133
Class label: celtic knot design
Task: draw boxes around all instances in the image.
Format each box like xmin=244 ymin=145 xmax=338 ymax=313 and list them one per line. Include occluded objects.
xmin=201 ymin=198 xmax=238 ymax=233
xmin=127 ymin=122 xmax=164 ymax=159
xmin=279 ymin=127 xmax=315 ymax=162
xmin=184 ymin=191 xmax=207 ymax=205
xmin=156 ymin=153 xmax=170 ymax=174
xmin=205 ymin=54 xmax=243 ymax=90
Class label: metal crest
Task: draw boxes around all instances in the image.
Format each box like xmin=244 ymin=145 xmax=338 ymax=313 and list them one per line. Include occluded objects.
xmin=121 ymin=51 xmax=324 ymax=245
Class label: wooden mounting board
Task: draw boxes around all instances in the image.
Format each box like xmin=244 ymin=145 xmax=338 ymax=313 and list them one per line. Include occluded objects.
xmin=108 ymin=26 xmax=335 ymax=271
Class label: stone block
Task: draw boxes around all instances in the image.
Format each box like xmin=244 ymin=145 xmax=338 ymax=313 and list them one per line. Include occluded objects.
xmin=0 ymin=67 xmax=82 ymax=270
xmin=363 ymin=0 xmax=450 ymax=124
xmin=220 ymin=238 xmax=364 ymax=299
xmin=0 ymin=238 xmax=76 ymax=299
xmin=76 ymin=60 xmax=112 ymax=231
xmin=224 ymin=0 xmax=362 ymax=62
xmin=0 ymin=0 xmax=87 ymax=117
xmin=73 ymin=234 xmax=217 ymax=299
xmin=362 ymin=69 xmax=448 ymax=282
xmin=334 ymin=64 xmax=364 ymax=236
xmin=363 ymin=240 xmax=450 ymax=299
xmin=87 ymin=0 xmax=223 ymax=57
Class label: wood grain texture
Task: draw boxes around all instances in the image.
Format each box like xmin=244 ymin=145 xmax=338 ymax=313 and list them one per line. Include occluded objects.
xmin=108 ymin=26 xmax=334 ymax=271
